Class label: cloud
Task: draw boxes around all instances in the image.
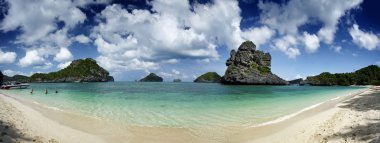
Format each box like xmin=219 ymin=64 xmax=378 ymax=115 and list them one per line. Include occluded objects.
xmin=294 ymin=74 xmax=303 ymax=79
xmin=352 ymin=53 xmax=358 ymax=57
xmin=159 ymin=69 xmax=188 ymax=79
xmin=161 ymin=59 xmax=180 ymax=64
xmin=303 ymin=32 xmax=320 ymax=53
xmin=258 ymin=0 xmax=362 ymax=44
xmin=0 ymin=49 xmax=17 ymax=64
xmin=74 ymin=34 xmax=91 ymax=44
xmin=376 ymin=61 xmax=380 ymax=66
xmin=57 ymin=61 xmax=72 ymax=69
xmin=349 ymin=24 xmax=380 ymax=50
xmin=92 ymin=1 xmax=274 ymax=72
xmin=272 ymin=35 xmax=300 ymax=59
xmin=330 ymin=46 xmax=342 ymax=53
xmin=0 ymin=0 xmax=108 ymax=68
xmin=2 ymin=69 xmax=25 ymax=76
xmin=18 ymin=50 xmax=47 ymax=67
xmin=241 ymin=26 xmax=275 ymax=48
xmin=54 ymin=48 xmax=73 ymax=62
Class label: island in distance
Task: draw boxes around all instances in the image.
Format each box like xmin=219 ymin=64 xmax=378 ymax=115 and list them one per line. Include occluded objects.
xmin=221 ymin=41 xmax=288 ymax=85
xmin=3 ymin=58 xmax=114 ymax=83
xmin=139 ymin=73 xmax=163 ymax=82
xmin=194 ymin=72 xmax=221 ymax=83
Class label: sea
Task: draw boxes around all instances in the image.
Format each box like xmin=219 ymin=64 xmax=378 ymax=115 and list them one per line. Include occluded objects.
xmin=0 ymin=82 xmax=364 ymax=138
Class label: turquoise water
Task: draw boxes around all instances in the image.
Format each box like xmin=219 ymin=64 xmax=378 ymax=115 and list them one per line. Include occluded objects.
xmin=0 ymin=82 xmax=364 ymax=130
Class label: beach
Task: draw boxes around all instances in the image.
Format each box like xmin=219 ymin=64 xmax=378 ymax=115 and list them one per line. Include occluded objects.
xmin=0 ymin=86 xmax=379 ymax=143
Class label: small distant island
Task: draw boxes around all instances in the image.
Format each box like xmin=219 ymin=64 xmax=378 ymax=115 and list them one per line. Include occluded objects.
xmin=139 ymin=73 xmax=163 ymax=82
xmin=2 ymin=58 xmax=114 ymax=83
xmin=194 ymin=72 xmax=221 ymax=83
xmin=221 ymin=41 xmax=288 ymax=85
xmin=173 ymin=79 xmax=181 ymax=82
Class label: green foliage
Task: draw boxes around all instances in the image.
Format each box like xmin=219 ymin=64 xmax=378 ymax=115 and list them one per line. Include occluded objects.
xmin=307 ymin=65 xmax=380 ymax=86
xmin=258 ymin=66 xmax=271 ymax=74
xmin=30 ymin=58 xmax=109 ymax=82
xmin=194 ymin=72 xmax=221 ymax=82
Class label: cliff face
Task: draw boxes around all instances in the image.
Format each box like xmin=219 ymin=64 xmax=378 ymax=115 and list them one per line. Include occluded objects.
xmin=194 ymin=72 xmax=221 ymax=83
xmin=30 ymin=58 xmax=114 ymax=82
xmin=221 ymin=41 xmax=288 ymax=85
xmin=139 ymin=73 xmax=163 ymax=82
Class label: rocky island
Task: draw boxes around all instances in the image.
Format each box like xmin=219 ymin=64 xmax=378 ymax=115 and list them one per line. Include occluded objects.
xmin=221 ymin=41 xmax=288 ymax=85
xmin=194 ymin=72 xmax=221 ymax=83
xmin=139 ymin=73 xmax=163 ymax=82
xmin=30 ymin=58 xmax=114 ymax=82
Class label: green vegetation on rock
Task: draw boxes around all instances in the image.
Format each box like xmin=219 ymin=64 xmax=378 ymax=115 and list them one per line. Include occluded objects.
xmin=194 ymin=72 xmax=221 ymax=83
xmin=139 ymin=73 xmax=163 ymax=82
xmin=305 ymin=65 xmax=380 ymax=86
xmin=30 ymin=58 xmax=114 ymax=82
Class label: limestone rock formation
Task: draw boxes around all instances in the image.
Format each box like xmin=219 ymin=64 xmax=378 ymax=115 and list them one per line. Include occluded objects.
xmin=139 ymin=73 xmax=163 ymax=82
xmin=221 ymin=41 xmax=288 ymax=85
xmin=194 ymin=72 xmax=221 ymax=83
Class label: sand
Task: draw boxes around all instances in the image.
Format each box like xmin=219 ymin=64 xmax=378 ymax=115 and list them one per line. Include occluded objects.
xmin=1 ymin=86 xmax=379 ymax=143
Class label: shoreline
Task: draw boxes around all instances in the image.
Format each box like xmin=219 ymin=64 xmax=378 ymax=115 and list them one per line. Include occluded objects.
xmin=0 ymin=86 xmax=378 ymax=142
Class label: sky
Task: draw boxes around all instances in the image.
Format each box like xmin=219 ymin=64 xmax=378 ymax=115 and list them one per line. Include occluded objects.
xmin=0 ymin=0 xmax=379 ymax=81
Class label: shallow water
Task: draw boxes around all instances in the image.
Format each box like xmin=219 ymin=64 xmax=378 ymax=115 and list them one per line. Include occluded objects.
xmin=0 ymin=82 xmax=363 ymax=131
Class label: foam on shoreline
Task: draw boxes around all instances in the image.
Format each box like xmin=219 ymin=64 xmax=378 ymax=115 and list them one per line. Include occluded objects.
xmin=249 ymin=89 xmax=365 ymax=128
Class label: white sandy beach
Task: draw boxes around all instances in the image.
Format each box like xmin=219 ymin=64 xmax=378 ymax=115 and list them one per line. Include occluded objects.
xmin=1 ymin=86 xmax=379 ymax=143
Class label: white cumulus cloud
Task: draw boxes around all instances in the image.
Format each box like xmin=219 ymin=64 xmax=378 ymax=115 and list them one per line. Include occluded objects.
xmin=303 ymin=32 xmax=320 ymax=53
xmin=92 ymin=0 xmax=273 ymax=72
xmin=272 ymin=35 xmax=300 ymax=59
xmin=54 ymin=48 xmax=73 ymax=62
xmin=349 ymin=24 xmax=380 ymax=50
xmin=258 ymin=0 xmax=362 ymax=44
xmin=0 ymin=49 xmax=17 ymax=64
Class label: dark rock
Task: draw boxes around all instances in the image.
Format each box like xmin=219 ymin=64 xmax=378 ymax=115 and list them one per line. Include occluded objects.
xmin=0 ymin=70 xmax=3 ymax=84
xmin=139 ymin=73 xmax=163 ymax=82
xmin=288 ymin=78 xmax=303 ymax=85
xmin=221 ymin=41 xmax=288 ymax=85
xmin=194 ymin=72 xmax=221 ymax=83
xmin=173 ymin=79 xmax=181 ymax=82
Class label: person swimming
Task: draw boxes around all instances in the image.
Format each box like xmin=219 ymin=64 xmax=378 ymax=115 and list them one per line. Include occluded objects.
xmin=30 ymin=88 xmax=34 ymax=94
xmin=55 ymin=90 xmax=58 ymax=93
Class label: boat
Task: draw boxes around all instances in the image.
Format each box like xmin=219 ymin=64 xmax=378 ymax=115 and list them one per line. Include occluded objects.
xmin=1 ymin=82 xmax=30 ymax=89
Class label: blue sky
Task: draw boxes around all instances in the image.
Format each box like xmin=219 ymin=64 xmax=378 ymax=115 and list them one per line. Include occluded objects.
xmin=0 ymin=0 xmax=379 ymax=81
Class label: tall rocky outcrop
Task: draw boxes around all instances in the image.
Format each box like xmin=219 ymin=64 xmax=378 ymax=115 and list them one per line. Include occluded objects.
xmin=221 ymin=41 xmax=288 ymax=85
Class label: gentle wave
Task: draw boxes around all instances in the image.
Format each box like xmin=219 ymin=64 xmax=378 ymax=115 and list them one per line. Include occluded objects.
xmin=249 ymin=102 xmax=324 ymax=128
xmin=249 ymin=89 xmax=365 ymax=128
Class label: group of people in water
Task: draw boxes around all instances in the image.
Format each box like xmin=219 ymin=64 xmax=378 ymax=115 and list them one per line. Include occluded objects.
xmin=30 ymin=88 xmax=58 ymax=94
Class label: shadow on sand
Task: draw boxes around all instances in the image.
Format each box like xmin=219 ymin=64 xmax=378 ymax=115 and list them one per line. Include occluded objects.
xmin=325 ymin=87 xmax=380 ymax=143
xmin=0 ymin=120 xmax=34 ymax=143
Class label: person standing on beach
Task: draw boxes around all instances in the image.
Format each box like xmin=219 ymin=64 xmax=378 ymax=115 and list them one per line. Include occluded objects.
xmin=45 ymin=89 xmax=48 ymax=94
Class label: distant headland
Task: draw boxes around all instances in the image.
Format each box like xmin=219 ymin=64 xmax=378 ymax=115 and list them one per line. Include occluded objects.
xmin=1 ymin=58 xmax=114 ymax=83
